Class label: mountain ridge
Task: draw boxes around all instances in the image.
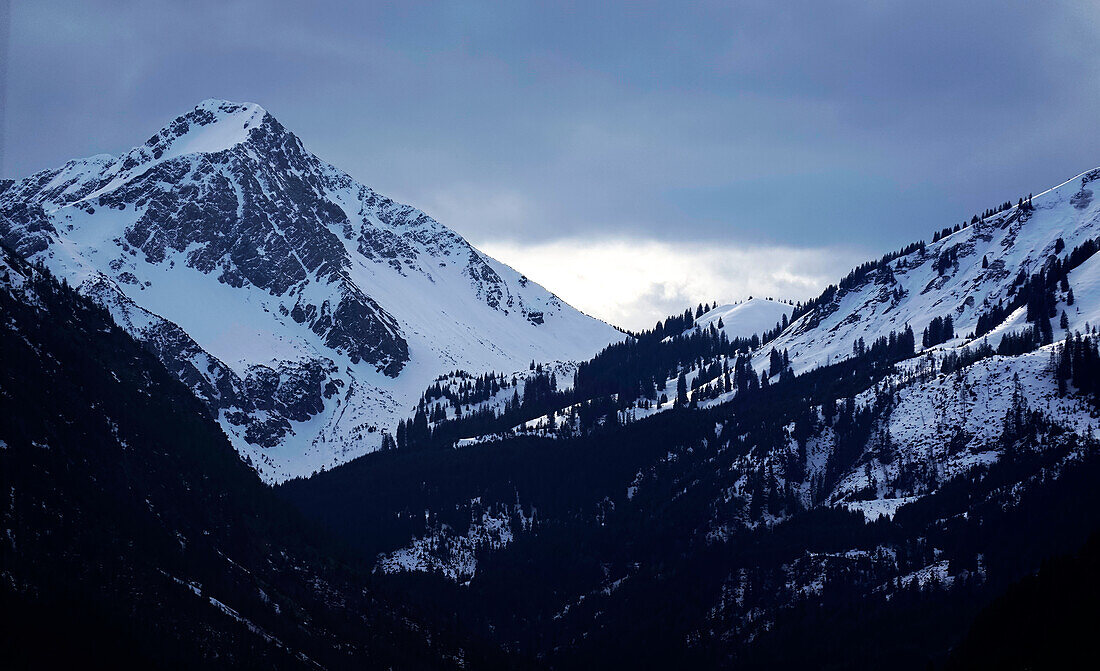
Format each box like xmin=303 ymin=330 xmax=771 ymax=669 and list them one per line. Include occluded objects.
xmin=5 ymin=100 xmax=1100 ymax=667
xmin=278 ymin=164 xmax=1100 ymax=669
xmin=0 ymin=99 xmax=623 ymax=482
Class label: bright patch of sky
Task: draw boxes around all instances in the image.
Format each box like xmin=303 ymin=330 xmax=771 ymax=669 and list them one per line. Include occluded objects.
xmin=481 ymin=237 xmax=861 ymax=331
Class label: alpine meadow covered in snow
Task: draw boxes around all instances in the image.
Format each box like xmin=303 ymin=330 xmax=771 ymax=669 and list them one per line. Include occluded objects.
xmin=3 ymin=2 xmax=1100 ymax=670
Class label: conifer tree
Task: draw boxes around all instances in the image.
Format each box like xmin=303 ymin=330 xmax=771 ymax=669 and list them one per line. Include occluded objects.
xmin=768 ymin=348 xmax=783 ymax=377
xmin=396 ymin=419 xmax=407 ymax=450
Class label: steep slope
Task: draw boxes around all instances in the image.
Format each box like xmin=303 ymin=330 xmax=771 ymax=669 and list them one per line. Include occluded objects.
xmin=0 ymin=100 xmax=621 ymax=481
xmin=482 ymin=168 xmax=1100 ymax=437
xmin=768 ymin=171 xmax=1100 ymax=374
xmin=0 ymin=246 xmax=510 ymax=669
xmin=285 ymin=340 xmax=1100 ymax=669
xmin=281 ymin=168 xmax=1100 ymax=669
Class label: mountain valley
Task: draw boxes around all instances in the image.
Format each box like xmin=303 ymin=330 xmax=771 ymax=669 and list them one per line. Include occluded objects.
xmin=3 ymin=103 xmax=1100 ymax=669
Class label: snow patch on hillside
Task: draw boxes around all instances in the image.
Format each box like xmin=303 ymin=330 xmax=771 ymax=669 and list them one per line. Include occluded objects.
xmin=691 ymin=298 xmax=793 ymax=341
xmin=830 ymin=345 xmax=1100 ymax=508
xmin=375 ymin=505 xmax=532 ymax=583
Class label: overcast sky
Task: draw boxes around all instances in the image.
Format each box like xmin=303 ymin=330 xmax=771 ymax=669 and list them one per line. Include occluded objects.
xmin=3 ymin=1 xmax=1100 ymax=329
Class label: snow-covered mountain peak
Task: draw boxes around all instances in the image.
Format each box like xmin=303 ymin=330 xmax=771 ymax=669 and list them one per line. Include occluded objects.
xmin=0 ymin=100 xmax=623 ymax=481
xmin=143 ymin=98 xmax=268 ymax=161
xmin=195 ymin=97 xmax=266 ymax=116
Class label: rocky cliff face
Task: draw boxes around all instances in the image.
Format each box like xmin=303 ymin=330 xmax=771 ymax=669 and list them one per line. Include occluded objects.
xmin=0 ymin=99 xmax=622 ymax=481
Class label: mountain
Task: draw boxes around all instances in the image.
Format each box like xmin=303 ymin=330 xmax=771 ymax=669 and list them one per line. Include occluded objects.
xmin=0 ymin=99 xmax=621 ymax=482
xmin=0 ymin=245 xmax=516 ymax=669
xmin=281 ymin=168 xmax=1100 ymax=668
xmin=425 ymin=169 xmax=1100 ymax=442
xmin=766 ymin=170 xmax=1100 ymax=375
xmin=7 ymin=97 xmax=1100 ymax=668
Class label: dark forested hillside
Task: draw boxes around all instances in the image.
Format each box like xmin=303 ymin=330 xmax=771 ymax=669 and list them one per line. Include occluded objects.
xmin=9 ymin=158 xmax=1100 ymax=670
xmin=944 ymin=532 xmax=1100 ymax=671
xmin=279 ymin=169 xmax=1100 ymax=668
xmin=0 ymin=246 xmax=507 ymax=670
xmin=282 ymin=337 xmax=1100 ymax=669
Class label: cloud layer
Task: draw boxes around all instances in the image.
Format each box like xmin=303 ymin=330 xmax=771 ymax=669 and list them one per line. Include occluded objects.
xmin=479 ymin=237 xmax=862 ymax=331
xmin=4 ymin=1 xmax=1099 ymax=327
xmin=7 ymin=3 xmax=1100 ymax=249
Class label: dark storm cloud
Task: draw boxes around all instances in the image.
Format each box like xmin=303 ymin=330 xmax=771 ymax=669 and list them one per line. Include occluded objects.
xmin=4 ymin=1 xmax=1099 ymax=326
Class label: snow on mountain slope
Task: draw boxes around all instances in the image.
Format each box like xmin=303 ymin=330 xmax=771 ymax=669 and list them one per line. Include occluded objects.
xmin=438 ymin=169 xmax=1100 ymax=452
xmin=1063 ymin=247 xmax=1100 ymax=330
xmin=0 ymin=99 xmax=622 ymax=482
xmin=765 ymin=169 xmax=1100 ymax=374
xmin=691 ymin=298 xmax=792 ymax=341
xmin=831 ymin=346 xmax=1099 ymax=506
